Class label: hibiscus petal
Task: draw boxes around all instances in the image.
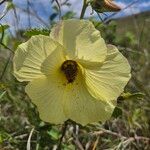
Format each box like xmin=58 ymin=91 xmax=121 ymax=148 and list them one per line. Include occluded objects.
xmin=26 ymin=44 xmax=68 ymax=124
xmin=41 ymin=45 xmax=65 ymax=77
xmin=50 ymin=19 xmax=107 ymax=63
xmin=63 ymin=69 xmax=115 ymax=126
xmin=84 ymin=45 xmax=131 ymax=102
xmin=13 ymin=35 xmax=59 ymax=82
xmin=25 ymin=76 xmax=67 ymax=124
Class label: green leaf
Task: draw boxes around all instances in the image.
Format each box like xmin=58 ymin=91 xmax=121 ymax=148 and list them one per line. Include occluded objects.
xmin=62 ymin=11 xmax=76 ymax=19
xmin=0 ymin=91 xmax=6 ymax=100
xmin=50 ymin=13 xmax=58 ymax=21
xmin=6 ymin=1 xmax=15 ymax=11
xmin=52 ymin=5 xmax=59 ymax=12
xmin=0 ymin=25 xmax=9 ymax=33
xmin=117 ymin=92 xmax=145 ymax=103
xmin=112 ymin=107 xmax=122 ymax=118
xmin=0 ymin=131 xmax=14 ymax=144
xmin=47 ymin=128 xmax=60 ymax=140
xmin=38 ymin=122 xmax=52 ymax=130
xmin=63 ymin=144 xmax=75 ymax=150
xmin=24 ymin=28 xmax=50 ymax=37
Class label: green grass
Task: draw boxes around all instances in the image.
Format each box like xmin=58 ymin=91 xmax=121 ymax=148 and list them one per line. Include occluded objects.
xmin=116 ymin=11 xmax=150 ymax=50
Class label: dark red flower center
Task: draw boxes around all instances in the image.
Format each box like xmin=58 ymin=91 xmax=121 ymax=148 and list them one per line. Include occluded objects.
xmin=61 ymin=60 xmax=78 ymax=83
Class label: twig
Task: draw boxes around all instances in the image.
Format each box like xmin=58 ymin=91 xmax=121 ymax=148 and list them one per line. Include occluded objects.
xmin=71 ymin=123 xmax=84 ymax=150
xmin=0 ymin=23 xmax=5 ymax=43
xmin=138 ymin=19 xmax=146 ymax=50
xmin=93 ymin=128 xmax=126 ymax=139
xmin=92 ymin=136 xmax=99 ymax=150
xmin=0 ymin=1 xmax=8 ymax=20
xmin=92 ymin=128 xmax=150 ymax=142
xmin=57 ymin=121 xmax=68 ymax=149
xmin=14 ymin=133 xmax=28 ymax=139
xmin=118 ymin=46 xmax=144 ymax=55
xmin=27 ymin=0 xmax=31 ymax=28
xmin=97 ymin=13 xmax=104 ymax=22
xmin=80 ymin=0 xmax=87 ymax=19
xmin=0 ymin=0 xmax=7 ymax=5
xmin=16 ymin=6 xmax=49 ymax=28
xmin=54 ymin=0 xmax=61 ymax=19
xmin=12 ymin=1 xmax=19 ymax=31
xmin=27 ymin=127 xmax=35 ymax=150
xmin=0 ymin=42 xmax=14 ymax=53
xmin=132 ymin=73 xmax=150 ymax=99
xmin=103 ymin=0 xmax=140 ymax=23
xmin=72 ymin=132 xmax=85 ymax=150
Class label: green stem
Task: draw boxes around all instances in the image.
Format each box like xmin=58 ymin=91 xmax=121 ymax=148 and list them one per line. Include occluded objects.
xmin=57 ymin=121 xmax=68 ymax=149
xmin=0 ymin=42 xmax=14 ymax=53
xmin=0 ymin=54 xmax=11 ymax=81
xmin=80 ymin=0 xmax=87 ymax=19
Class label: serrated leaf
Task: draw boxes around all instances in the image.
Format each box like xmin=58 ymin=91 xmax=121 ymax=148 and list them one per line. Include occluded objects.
xmin=24 ymin=28 xmax=50 ymax=37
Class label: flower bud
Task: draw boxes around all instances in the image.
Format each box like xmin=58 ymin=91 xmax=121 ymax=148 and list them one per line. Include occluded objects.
xmin=91 ymin=0 xmax=121 ymax=13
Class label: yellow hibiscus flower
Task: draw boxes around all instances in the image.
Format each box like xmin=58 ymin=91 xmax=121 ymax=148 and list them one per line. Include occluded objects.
xmin=13 ymin=19 xmax=131 ymax=125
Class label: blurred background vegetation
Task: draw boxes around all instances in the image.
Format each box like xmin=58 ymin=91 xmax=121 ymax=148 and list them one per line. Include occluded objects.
xmin=0 ymin=0 xmax=150 ymax=149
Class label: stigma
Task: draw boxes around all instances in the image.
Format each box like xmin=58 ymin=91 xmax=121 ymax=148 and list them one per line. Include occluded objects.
xmin=61 ymin=60 xmax=78 ymax=83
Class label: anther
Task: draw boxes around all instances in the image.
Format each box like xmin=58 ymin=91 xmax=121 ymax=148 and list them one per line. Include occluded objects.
xmin=61 ymin=60 xmax=78 ymax=83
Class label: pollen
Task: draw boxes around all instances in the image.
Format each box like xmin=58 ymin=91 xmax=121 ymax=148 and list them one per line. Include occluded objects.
xmin=61 ymin=60 xmax=78 ymax=83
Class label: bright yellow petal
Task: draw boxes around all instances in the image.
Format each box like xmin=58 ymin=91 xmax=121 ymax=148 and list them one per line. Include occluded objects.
xmin=41 ymin=45 xmax=65 ymax=76
xmin=25 ymin=76 xmax=67 ymax=124
xmin=63 ymin=69 xmax=115 ymax=126
xmin=84 ymin=45 xmax=131 ymax=102
xmin=13 ymin=35 xmax=60 ymax=82
xmin=25 ymin=44 xmax=68 ymax=124
xmin=50 ymin=19 xmax=107 ymax=63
